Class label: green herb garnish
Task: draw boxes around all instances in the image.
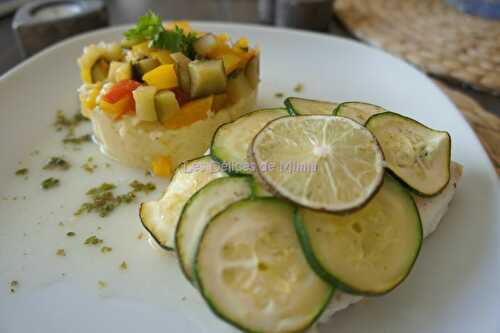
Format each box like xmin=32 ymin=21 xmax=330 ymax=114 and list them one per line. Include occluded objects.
xmin=97 ymin=280 xmax=107 ymax=289
xmin=41 ymin=177 xmax=59 ymax=190
xmin=66 ymin=232 xmax=76 ymax=237
xmin=15 ymin=168 xmax=28 ymax=176
xmin=129 ymin=180 xmax=156 ymax=194
xmin=84 ymin=235 xmax=103 ymax=245
xmin=43 ymin=157 xmax=70 ymax=170
xmin=124 ymin=11 xmax=198 ymax=59
xmin=56 ymin=249 xmax=66 ymax=256
xmin=274 ymin=92 xmax=284 ymax=98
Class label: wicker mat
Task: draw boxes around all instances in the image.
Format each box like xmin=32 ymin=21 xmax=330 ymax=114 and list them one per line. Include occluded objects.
xmin=334 ymin=0 xmax=500 ymax=95
xmin=437 ymin=81 xmax=500 ymax=175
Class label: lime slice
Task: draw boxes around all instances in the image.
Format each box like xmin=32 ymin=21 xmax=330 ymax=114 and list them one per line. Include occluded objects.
xmin=251 ymin=115 xmax=384 ymax=212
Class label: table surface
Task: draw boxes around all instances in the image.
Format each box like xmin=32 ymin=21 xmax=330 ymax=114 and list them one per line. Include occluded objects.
xmin=1 ymin=0 xmax=499 ymax=116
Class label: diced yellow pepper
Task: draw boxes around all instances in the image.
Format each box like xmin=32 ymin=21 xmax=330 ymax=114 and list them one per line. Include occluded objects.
xmin=221 ymin=53 xmax=243 ymax=75
xmin=143 ymin=64 xmax=178 ymax=90
xmin=216 ymin=33 xmax=231 ymax=44
xmin=151 ymin=156 xmax=172 ymax=178
xmin=80 ymin=82 xmax=103 ymax=114
xmin=164 ymin=95 xmax=214 ymax=129
xmin=115 ymin=63 xmax=132 ymax=81
xmin=234 ymin=37 xmax=249 ymax=50
xmin=150 ymin=50 xmax=174 ymax=64
xmin=132 ymin=41 xmax=152 ymax=56
xmin=164 ymin=20 xmax=191 ymax=32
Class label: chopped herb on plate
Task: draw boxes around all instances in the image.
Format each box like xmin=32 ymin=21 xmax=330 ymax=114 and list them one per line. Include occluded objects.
xmin=41 ymin=177 xmax=59 ymax=190
xmin=119 ymin=261 xmax=128 ymax=270
xmin=101 ymin=246 xmax=113 ymax=254
xmin=15 ymin=168 xmax=28 ymax=176
xmin=56 ymin=249 xmax=66 ymax=256
xmin=129 ymin=180 xmax=156 ymax=194
xmin=274 ymin=92 xmax=284 ymax=98
xmin=66 ymin=232 xmax=76 ymax=237
xmin=84 ymin=235 xmax=103 ymax=246
xmin=43 ymin=157 xmax=70 ymax=170
xmin=293 ymin=83 xmax=304 ymax=93
xmin=63 ymin=134 xmax=92 ymax=145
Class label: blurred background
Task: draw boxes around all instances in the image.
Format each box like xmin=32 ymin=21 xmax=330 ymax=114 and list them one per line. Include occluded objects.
xmin=0 ymin=0 xmax=499 ymax=173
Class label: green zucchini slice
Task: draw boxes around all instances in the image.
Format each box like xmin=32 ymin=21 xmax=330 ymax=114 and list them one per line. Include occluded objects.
xmin=175 ymin=176 xmax=254 ymax=282
xmin=194 ymin=198 xmax=333 ymax=333
xmin=285 ymin=97 xmax=338 ymax=115
xmin=366 ymin=112 xmax=451 ymax=196
xmin=294 ymin=175 xmax=422 ymax=296
xmin=211 ymin=108 xmax=289 ymax=174
xmin=139 ymin=156 xmax=227 ymax=250
xmin=334 ymin=101 xmax=385 ymax=125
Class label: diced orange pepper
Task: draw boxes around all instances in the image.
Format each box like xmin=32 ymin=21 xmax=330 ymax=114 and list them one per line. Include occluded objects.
xmin=100 ymin=95 xmax=135 ymax=119
xmin=163 ymin=95 xmax=214 ymax=129
xmin=164 ymin=20 xmax=191 ymax=32
xmin=213 ymin=94 xmax=227 ymax=112
xmin=151 ymin=156 xmax=172 ymax=178
xmin=143 ymin=64 xmax=178 ymax=90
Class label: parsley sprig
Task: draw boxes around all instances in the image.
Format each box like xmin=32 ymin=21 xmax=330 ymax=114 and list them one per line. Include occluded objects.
xmin=124 ymin=11 xmax=198 ymax=59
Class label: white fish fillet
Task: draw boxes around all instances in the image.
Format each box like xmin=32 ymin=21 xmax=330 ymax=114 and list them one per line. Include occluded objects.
xmin=314 ymin=161 xmax=463 ymax=326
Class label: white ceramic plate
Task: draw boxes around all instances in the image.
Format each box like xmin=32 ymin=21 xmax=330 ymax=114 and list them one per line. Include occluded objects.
xmin=0 ymin=23 xmax=498 ymax=333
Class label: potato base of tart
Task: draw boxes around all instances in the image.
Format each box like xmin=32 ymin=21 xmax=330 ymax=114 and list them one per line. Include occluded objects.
xmin=90 ymin=89 xmax=257 ymax=171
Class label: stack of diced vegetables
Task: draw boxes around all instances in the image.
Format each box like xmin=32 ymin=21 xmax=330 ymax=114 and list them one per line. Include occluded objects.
xmin=78 ymin=13 xmax=259 ymax=129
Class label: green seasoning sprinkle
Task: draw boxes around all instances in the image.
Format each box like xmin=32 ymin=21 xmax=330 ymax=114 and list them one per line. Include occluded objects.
xmin=82 ymin=157 xmax=97 ymax=173
xmin=86 ymin=183 xmax=116 ymax=196
xmin=56 ymin=249 xmax=66 ymax=256
xmin=97 ymin=280 xmax=107 ymax=289
xmin=63 ymin=134 xmax=92 ymax=145
xmin=129 ymin=180 xmax=156 ymax=194
xmin=41 ymin=177 xmax=59 ymax=190
xmin=274 ymin=92 xmax=284 ymax=98
xmin=66 ymin=232 xmax=76 ymax=237
xmin=15 ymin=168 xmax=28 ymax=176
xmin=43 ymin=157 xmax=70 ymax=170
xmin=293 ymin=83 xmax=304 ymax=93
xmin=101 ymin=246 xmax=113 ymax=254
xmin=9 ymin=280 xmax=19 ymax=293
xmin=54 ymin=110 xmax=88 ymax=131
xmin=84 ymin=235 xmax=103 ymax=246
xmin=119 ymin=261 xmax=128 ymax=270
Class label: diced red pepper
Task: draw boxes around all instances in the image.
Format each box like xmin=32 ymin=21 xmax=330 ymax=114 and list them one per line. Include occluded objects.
xmin=103 ymin=80 xmax=141 ymax=104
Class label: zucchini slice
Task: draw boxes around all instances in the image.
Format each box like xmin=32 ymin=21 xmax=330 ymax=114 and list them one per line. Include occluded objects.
xmin=139 ymin=156 xmax=227 ymax=250
xmin=211 ymin=108 xmax=289 ymax=174
xmin=334 ymin=101 xmax=385 ymax=125
xmin=194 ymin=198 xmax=333 ymax=333
xmin=284 ymin=97 xmax=338 ymax=116
xmin=366 ymin=112 xmax=451 ymax=196
xmin=175 ymin=176 xmax=254 ymax=282
xmin=294 ymin=175 xmax=423 ymax=296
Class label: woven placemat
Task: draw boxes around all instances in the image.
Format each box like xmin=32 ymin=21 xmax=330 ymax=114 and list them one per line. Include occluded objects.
xmin=334 ymin=0 xmax=500 ymax=95
xmin=437 ymin=81 xmax=500 ymax=175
